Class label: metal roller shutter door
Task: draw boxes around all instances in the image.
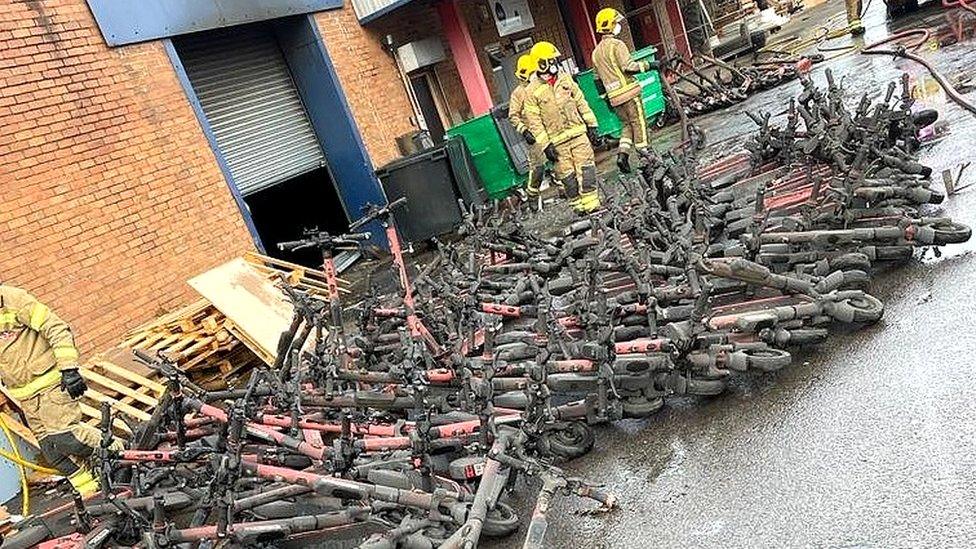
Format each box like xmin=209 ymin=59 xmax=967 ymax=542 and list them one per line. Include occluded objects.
xmin=177 ymin=26 xmax=326 ymax=196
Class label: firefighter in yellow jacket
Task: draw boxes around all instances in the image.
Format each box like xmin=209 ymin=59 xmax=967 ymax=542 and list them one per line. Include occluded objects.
xmin=509 ymin=54 xmax=548 ymax=198
xmin=523 ymin=42 xmax=602 ymax=213
xmin=0 ymin=284 xmax=107 ymax=495
xmin=592 ymin=8 xmax=659 ymax=174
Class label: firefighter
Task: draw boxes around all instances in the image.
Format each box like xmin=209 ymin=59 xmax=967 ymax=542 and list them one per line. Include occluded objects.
xmin=523 ymin=41 xmax=602 ymax=213
xmin=592 ymin=7 xmax=659 ymax=174
xmin=0 ymin=284 xmax=109 ymax=496
xmin=509 ymin=54 xmax=547 ymax=198
xmin=846 ymin=0 xmax=865 ymax=36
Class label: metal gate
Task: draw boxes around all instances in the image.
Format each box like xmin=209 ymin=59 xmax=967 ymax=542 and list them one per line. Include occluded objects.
xmin=176 ymin=25 xmax=326 ymax=196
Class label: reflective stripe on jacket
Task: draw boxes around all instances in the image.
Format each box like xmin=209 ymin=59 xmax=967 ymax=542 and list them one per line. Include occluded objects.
xmin=523 ymin=73 xmax=598 ymax=149
xmin=0 ymin=285 xmax=79 ymax=392
xmin=592 ymin=36 xmax=646 ymax=107
xmin=509 ymin=81 xmax=531 ymax=134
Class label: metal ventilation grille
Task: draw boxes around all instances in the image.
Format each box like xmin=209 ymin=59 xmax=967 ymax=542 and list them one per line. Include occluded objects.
xmin=177 ymin=26 xmax=325 ymax=196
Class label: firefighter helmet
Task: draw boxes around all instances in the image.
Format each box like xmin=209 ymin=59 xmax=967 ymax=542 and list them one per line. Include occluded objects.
xmin=595 ymin=8 xmax=624 ymax=34
xmin=530 ymin=41 xmax=561 ymax=73
xmin=515 ymin=54 xmax=536 ymax=82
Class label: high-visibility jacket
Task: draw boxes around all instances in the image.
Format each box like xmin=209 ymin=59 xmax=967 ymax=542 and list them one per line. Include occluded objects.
xmin=592 ymin=35 xmax=648 ymax=107
xmin=523 ymin=73 xmax=598 ymax=149
xmin=508 ymin=80 xmax=532 ymax=135
xmin=0 ymin=285 xmax=79 ymax=398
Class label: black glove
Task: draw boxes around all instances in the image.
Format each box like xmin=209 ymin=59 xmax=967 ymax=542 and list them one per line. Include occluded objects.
xmin=521 ymin=129 xmax=537 ymax=145
xmin=61 ymin=367 xmax=87 ymax=399
xmin=544 ymin=143 xmax=559 ymax=163
xmin=586 ymin=126 xmax=602 ymax=146
xmin=594 ymin=78 xmax=607 ymax=96
xmin=645 ymin=60 xmax=661 ymax=72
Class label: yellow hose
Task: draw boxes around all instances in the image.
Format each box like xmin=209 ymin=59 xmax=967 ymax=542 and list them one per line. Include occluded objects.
xmin=0 ymin=447 xmax=58 ymax=475
xmin=759 ymin=13 xmax=857 ymax=58
xmin=0 ymin=415 xmax=32 ymax=516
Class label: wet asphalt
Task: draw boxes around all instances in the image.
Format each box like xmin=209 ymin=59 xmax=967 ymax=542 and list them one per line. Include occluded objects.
xmin=495 ymin=2 xmax=976 ymax=547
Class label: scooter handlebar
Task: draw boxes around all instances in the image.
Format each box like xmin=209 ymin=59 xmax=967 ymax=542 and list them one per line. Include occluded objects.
xmin=348 ymin=197 xmax=408 ymax=231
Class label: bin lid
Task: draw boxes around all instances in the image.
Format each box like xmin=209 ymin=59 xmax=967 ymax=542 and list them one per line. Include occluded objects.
xmin=632 ymin=45 xmax=658 ymax=62
xmin=375 ymin=144 xmax=448 ymax=176
xmin=446 ymin=112 xmax=495 ymax=134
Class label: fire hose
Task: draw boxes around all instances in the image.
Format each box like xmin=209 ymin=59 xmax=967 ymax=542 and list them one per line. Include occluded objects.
xmin=861 ymin=29 xmax=976 ymax=117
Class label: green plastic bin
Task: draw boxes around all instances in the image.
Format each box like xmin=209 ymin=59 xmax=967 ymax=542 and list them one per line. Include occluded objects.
xmin=446 ymin=114 xmax=523 ymax=199
xmin=579 ymin=45 xmax=666 ymax=134
xmin=577 ymin=70 xmax=623 ymax=138
xmin=632 ymin=45 xmax=666 ymax=120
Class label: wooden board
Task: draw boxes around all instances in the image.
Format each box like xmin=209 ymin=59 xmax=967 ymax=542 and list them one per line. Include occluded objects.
xmin=188 ymin=258 xmax=296 ymax=365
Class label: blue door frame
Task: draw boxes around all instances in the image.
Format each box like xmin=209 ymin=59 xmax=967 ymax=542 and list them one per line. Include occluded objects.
xmin=165 ymin=15 xmax=389 ymax=250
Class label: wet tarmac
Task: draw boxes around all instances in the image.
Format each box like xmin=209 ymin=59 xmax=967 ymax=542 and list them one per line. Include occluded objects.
xmin=493 ymin=1 xmax=976 ymax=547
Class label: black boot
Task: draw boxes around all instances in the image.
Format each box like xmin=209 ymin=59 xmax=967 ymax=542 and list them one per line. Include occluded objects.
xmin=617 ymin=152 xmax=632 ymax=174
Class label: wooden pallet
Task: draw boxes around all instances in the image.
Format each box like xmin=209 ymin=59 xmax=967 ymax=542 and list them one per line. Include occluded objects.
xmin=122 ymin=299 xmax=239 ymax=376
xmin=244 ymin=251 xmax=352 ymax=297
xmin=80 ymin=351 xmax=165 ymax=437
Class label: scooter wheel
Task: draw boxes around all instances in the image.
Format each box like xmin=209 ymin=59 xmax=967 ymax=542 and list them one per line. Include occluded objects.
xmin=547 ymin=276 xmax=576 ymax=296
xmin=828 ymin=253 xmax=872 ymax=272
xmin=685 ymin=377 xmax=728 ymax=396
xmin=834 ymin=294 xmax=885 ymax=323
xmin=622 ymin=396 xmax=665 ymax=418
xmin=494 ymin=342 xmax=536 ymax=361
xmin=931 ymin=220 xmax=972 ymax=245
xmin=740 ymin=348 xmax=792 ymax=372
xmin=483 ymin=501 xmax=520 ymax=538
xmin=563 ymin=237 xmax=600 ymax=258
xmin=541 ymin=422 xmax=594 ymax=461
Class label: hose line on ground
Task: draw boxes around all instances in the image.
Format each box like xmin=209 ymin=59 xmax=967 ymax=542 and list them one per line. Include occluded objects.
xmin=861 ymin=45 xmax=976 ymax=116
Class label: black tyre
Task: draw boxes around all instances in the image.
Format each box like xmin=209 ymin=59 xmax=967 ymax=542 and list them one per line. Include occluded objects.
xmin=622 ymin=396 xmax=665 ymax=418
xmin=685 ymin=376 xmax=728 ymax=396
xmin=547 ymin=276 xmax=576 ymax=296
xmin=829 ymin=253 xmax=871 ymax=272
xmin=494 ymin=342 xmax=536 ymax=361
xmin=932 ymin=221 xmax=972 ymax=245
xmin=741 ymin=348 xmax=792 ymax=372
xmin=831 ymin=294 xmax=885 ymax=323
xmin=563 ymin=237 xmax=600 ymax=258
xmin=483 ymin=502 xmax=520 ymax=538
xmin=540 ymin=422 xmax=594 ymax=461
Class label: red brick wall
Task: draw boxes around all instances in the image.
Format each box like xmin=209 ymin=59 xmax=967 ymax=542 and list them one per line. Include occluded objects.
xmin=459 ymin=0 xmax=573 ymax=100
xmin=0 ymin=0 xmax=254 ymax=355
xmin=315 ymin=3 xmax=420 ymax=168
xmin=364 ymin=2 xmax=472 ymax=126
xmin=365 ymin=0 xmax=576 ymax=122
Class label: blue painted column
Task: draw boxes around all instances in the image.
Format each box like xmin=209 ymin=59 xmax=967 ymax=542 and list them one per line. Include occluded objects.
xmin=274 ymin=15 xmax=390 ymax=248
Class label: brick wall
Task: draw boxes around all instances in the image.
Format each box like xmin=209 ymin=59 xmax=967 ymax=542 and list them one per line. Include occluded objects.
xmin=0 ymin=0 xmax=254 ymax=355
xmin=366 ymin=0 xmax=577 ymax=122
xmin=315 ymin=3 xmax=420 ymax=168
xmin=365 ymin=2 xmax=472 ymax=125
xmin=459 ymin=0 xmax=573 ymax=100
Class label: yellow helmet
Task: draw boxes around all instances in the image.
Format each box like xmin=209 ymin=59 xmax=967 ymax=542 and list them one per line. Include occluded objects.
xmin=530 ymin=41 xmax=561 ymax=63
xmin=530 ymin=41 xmax=561 ymax=73
xmin=595 ymin=8 xmax=624 ymax=34
xmin=515 ymin=54 xmax=536 ymax=82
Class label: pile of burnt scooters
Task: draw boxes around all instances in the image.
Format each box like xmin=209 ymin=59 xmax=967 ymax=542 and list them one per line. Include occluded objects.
xmin=6 ymin=72 xmax=970 ymax=548
xmin=659 ymin=54 xmax=810 ymax=122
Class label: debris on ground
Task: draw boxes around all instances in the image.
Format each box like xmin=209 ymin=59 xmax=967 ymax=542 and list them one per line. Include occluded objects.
xmin=3 ymin=70 xmax=969 ymax=548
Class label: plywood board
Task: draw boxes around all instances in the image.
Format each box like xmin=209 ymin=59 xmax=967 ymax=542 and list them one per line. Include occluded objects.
xmin=188 ymin=258 xmax=293 ymax=365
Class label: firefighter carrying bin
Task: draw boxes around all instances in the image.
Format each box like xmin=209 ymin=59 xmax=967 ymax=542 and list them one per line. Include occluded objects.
xmin=522 ymin=41 xmax=602 ymax=214
xmin=0 ymin=283 xmax=119 ymax=496
xmin=591 ymin=7 xmax=660 ymax=175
